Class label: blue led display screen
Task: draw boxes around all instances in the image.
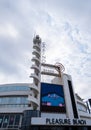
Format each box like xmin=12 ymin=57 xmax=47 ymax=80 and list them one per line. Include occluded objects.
xmin=41 ymin=83 xmax=66 ymax=113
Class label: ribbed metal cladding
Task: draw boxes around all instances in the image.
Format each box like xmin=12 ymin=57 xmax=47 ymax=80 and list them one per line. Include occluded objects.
xmin=28 ymin=35 xmax=41 ymax=110
xmin=21 ymin=110 xmax=40 ymax=130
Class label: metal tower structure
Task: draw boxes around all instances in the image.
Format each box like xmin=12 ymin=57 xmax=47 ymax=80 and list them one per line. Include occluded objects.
xmin=28 ymin=35 xmax=65 ymax=111
xmin=28 ymin=35 xmax=41 ymax=110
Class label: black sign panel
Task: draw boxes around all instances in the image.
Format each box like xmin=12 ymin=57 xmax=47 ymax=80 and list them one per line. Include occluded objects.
xmin=88 ymin=99 xmax=91 ymax=107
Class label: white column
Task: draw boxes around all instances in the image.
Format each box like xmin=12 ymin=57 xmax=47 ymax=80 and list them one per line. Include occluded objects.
xmin=62 ymin=73 xmax=74 ymax=118
xmin=28 ymin=35 xmax=41 ymax=110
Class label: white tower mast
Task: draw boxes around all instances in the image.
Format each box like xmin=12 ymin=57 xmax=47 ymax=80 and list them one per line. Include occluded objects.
xmin=28 ymin=35 xmax=41 ymax=110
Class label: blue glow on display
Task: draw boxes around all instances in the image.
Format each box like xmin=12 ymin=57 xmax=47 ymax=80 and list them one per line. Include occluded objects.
xmin=41 ymin=83 xmax=65 ymax=112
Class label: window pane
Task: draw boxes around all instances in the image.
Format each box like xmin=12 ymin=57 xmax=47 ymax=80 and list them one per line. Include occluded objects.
xmin=0 ymin=98 xmax=1 ymax=104
xmin=9 ymin=115 xmax=15 ymax=126
xmin=0 ymin=86 xmax=30 ymax=92
xmin=14 ymin=115 xmax=20 ymax=125
xmin=0 ymin=96 xmax=28 ymax=108
xmin=3 ymin=115 xmax=9 ymax=128
xmin=16 ymin=97 xmax=21 ymax=104
xmin=0 ymin=115 xmax=4 ymax=128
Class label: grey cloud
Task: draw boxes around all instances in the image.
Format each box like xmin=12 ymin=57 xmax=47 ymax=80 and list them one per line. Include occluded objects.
xmin=44 ymin=0 xmax=91 ymax=32
xmin=0 ymin=0 xmax=38 ymax=81
xmin=0 ymin=33 xmax=32 ymax=77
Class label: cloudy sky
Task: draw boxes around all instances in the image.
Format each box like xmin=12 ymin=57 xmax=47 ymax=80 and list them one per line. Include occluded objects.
xmin=0 ymin=0 xmax=91 ymax=100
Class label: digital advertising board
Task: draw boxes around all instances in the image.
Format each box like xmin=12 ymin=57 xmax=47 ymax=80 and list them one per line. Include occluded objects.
xmin=41 ymin=83 xmax=66 ymax=113
xmin=88 ymin=99 xmax=91 ymax=107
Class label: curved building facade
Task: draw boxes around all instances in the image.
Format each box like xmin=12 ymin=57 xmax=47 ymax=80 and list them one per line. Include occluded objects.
xmin=0 ymin=82 xmax=90 ymax=130
xmin=0 ymin=83 xmax=31 ymax=130
xmin=0 ymin=83 xmax=31 ymax=112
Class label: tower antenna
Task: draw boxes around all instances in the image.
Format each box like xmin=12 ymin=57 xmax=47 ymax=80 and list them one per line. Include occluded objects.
xmin=41 ymin=42 xmax=46 ymax=63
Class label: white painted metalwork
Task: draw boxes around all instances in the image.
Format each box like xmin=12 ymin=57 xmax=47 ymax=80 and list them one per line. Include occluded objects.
xmin=28 ymin=35 xmax=41 ymax=110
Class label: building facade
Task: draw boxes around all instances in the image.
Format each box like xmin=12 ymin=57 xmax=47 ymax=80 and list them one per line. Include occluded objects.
xmin=0 ymin=35 xmax=91 ymax=130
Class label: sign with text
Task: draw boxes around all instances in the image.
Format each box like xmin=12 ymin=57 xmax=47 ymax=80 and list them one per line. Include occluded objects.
xmin=46 ymin=118 xmax=86 ymax=125
xmin=31 ymin=117 xmax=89 ymax=126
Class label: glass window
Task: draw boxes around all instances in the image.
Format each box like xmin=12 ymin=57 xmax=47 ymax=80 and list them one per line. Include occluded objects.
xmin=9 ymin=97 xmax=15 ymax=104
xmin=14 ymin=115 xmax=20 ymax=125
xmin=0 ymin=115 xmax=4 ymax=128
xmin=3 ymin=97 xmax=8 ymax=104
xmin=0 ymin=85 xmax=30 ymax=92
xmin=0 ymin=114 xmax=21 ymax=128
xmin=0 ymin=98 xmax=2 ymax=104
xmin=0 ymin=87 xmax=3 ymax=92
xmin=3 ymin=115 xmax=9 ymax=128
xmin=1 ymin=98 xmax=4 ymax=104
xmin=9 ymin=115 xmax=15 ymax=126
xmin=0 ymin=96 xmax=28 ymax=108
xmin=16 ymin=97 xmax=21 ymax=104
xmin=78 ymin=103 xmax=87 ymax=112
xmin=21 ymin=97 xmax=28 ymax=104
